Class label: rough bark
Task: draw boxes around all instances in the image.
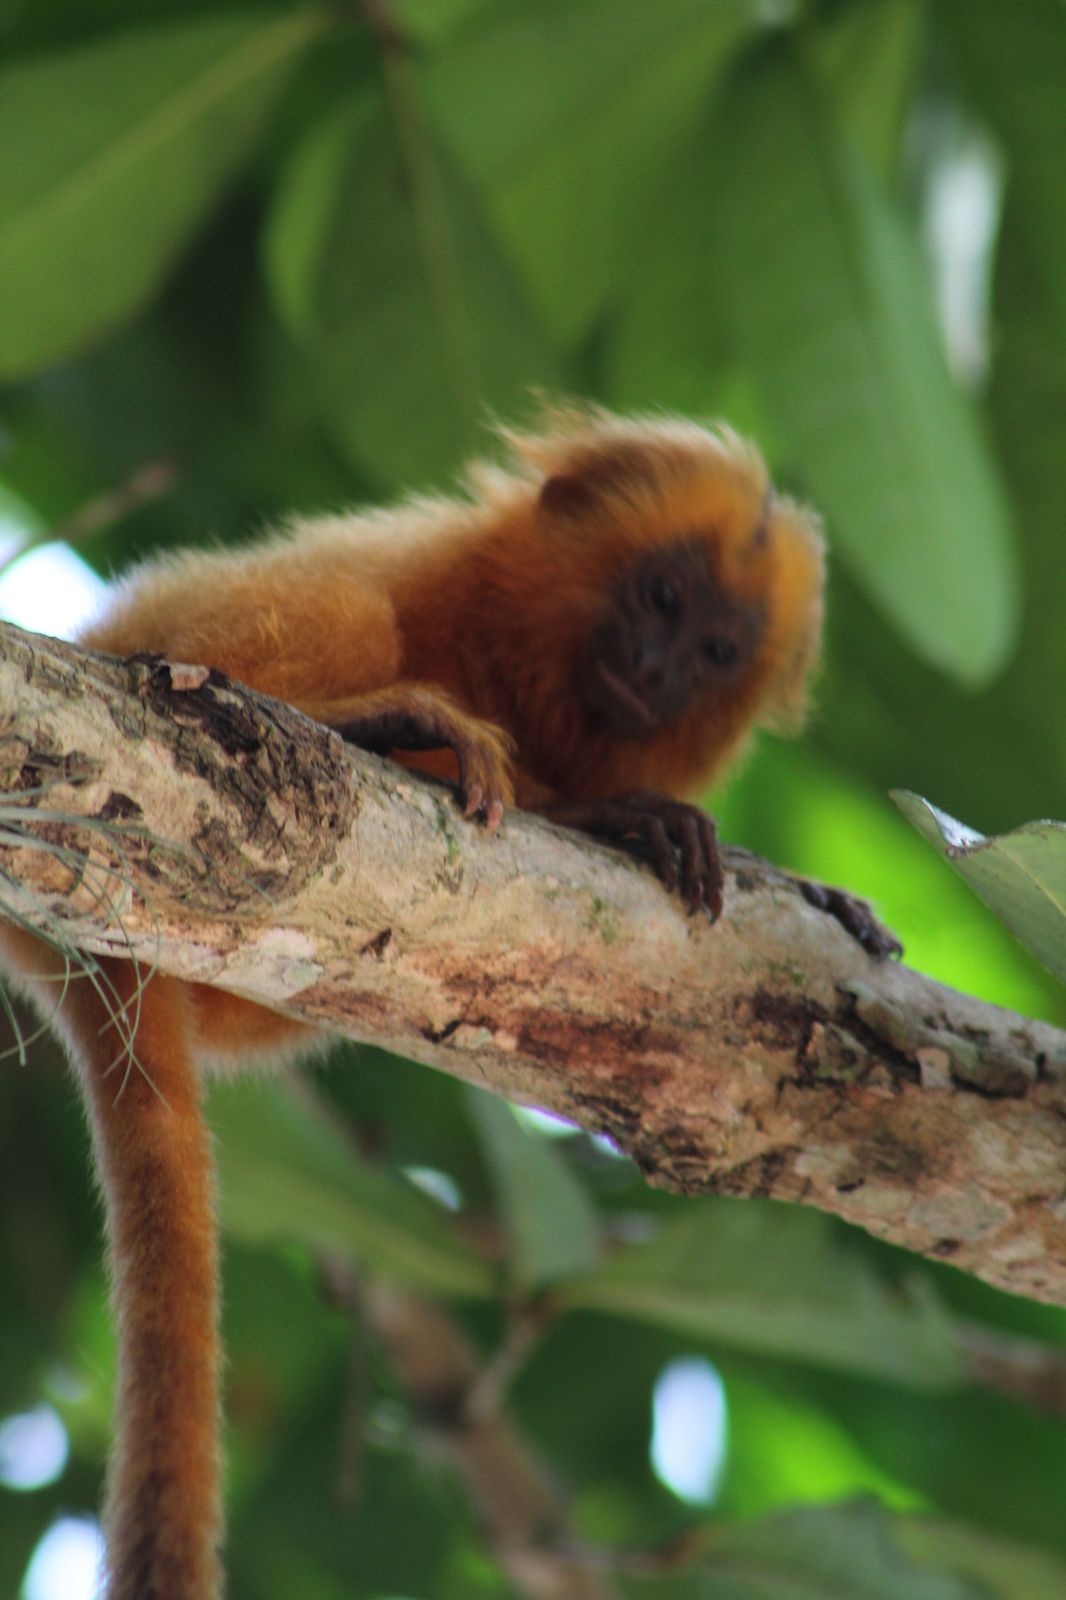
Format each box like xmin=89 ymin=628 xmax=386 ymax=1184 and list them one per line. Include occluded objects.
xmin=3 ymin=619 xmax=1066 ymax=1305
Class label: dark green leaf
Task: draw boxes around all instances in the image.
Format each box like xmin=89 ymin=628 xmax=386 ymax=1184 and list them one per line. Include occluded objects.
xmin=623 ymin=1501 xmax=989 ymax=1600
xmin=941 ymin=0 xmax=1066 ymax=356
xmin=900 ymin=1516 xmax=1066 ymax=1600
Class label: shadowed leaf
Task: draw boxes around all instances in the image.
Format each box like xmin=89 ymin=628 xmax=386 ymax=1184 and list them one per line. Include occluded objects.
xmin=564 ymin=1200 xmax=963 ymax=1388
xmin=213 ymin=1077 xmax=495 ymax=1298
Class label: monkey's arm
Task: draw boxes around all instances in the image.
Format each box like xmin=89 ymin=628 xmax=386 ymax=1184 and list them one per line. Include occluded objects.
xmin=91 ymin=569 xmax=515 ymax=827
xmin=298 ymin=684 xmax=514 ymax=829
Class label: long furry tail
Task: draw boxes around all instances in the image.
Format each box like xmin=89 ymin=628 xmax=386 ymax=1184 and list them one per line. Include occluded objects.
xmin=3 ymin=931 xmax=222 ymax=1600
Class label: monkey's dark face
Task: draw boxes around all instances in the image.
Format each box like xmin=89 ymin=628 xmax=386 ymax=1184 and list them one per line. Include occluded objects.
xmin=579 ymin=537 xmax=764 ymax=738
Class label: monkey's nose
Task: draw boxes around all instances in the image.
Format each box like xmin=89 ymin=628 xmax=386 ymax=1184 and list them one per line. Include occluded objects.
xmin=632 ymin=641 xmax=666 ymax=695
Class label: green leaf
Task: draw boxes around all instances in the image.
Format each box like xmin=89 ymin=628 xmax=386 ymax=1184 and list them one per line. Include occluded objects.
xmin=264 ymin=95 xmax=376 ymax=342
xmin=564 ymin=1200 xmax=963 ymax=1389
xmin=0 ymin=9 xmax=324 ymax=379
xmin=892 ymin=791 xmax=1066 ymax=987
xmin=606 ymin=115 xmax=764 ymax=423
xmin=211 ymin=1077 xmax=495 ymax=1298
xmin=393 ymin=0 xmax=495 ymax=43
xmin=264 ymin=89 xmax=555 ymax=489
xmin=464 ymin=1088 xmax=600 ymax=1289
xmin=710 ymin=42 xmax=1019 ymax=686
xmin=426 ymin=0 xmax=755 ymax=345
xmin=815 ymin=0 xmax=920 ymax=178
xmin=627 ymin=1501 xmax=990 ymax=1600
xmin=427 ymin=0 xmax=752 ymax=192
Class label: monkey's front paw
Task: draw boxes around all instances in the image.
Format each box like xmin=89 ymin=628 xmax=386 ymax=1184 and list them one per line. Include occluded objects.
xmin=332 ymin=688 xmax=514 ymax=832
xmin=451 ymin=722 xmax=515 ymax=832
xmin=544 ymin=790 xmax=722 ymax=919
xmin=799 ymin=880 xmax=902 ymax=961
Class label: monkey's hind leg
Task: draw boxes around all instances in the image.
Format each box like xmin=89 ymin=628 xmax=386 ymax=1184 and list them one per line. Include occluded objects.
xmin=59 ymin=957 xmax=221 ymax=1600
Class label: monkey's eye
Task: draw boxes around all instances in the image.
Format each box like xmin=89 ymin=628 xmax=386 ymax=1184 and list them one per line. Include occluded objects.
xmin=648 ymin=576 xmax=679 ymax=617
xmin=704 ymin=636 xmax=737 ymax=668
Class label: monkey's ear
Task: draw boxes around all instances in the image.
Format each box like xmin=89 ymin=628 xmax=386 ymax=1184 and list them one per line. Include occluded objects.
xmin=537 ymin=473 xmax=599 ymax=521
xmin=536 ymin=444 xmax=659 ymax=525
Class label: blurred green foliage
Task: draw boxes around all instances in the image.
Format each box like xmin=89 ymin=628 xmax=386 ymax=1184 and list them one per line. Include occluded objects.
xmin=3 ymin=0 xmax=1066 ymax=1595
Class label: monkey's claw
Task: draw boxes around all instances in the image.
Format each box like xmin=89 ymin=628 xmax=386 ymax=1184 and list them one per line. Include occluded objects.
xmin=799 ymin=880 xmax=902 ymax=961
xmin=544 ymin=790 xmax=723 ymax=919
xmin=454 ymin=745 xmax=509 ymax=832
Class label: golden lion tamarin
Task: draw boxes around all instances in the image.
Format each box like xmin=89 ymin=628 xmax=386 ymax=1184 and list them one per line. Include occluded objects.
xmin=1 ymin=405 xmax=892 ymax=1599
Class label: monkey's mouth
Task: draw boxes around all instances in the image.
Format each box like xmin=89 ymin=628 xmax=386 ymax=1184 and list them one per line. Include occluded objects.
xmin=593 ymin=659 xmax=657 ymax=735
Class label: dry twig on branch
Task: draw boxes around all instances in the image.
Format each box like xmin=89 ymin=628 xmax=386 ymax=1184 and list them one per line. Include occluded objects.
xmin=3 ymin=618 xmax=1066 ymax=1306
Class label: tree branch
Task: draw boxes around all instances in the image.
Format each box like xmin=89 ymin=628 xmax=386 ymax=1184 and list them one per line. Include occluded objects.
xmin=3 ymin=619 xmax=1066 ymax=1305
xmin=358 ymin=1275 xmax=619 ymax=1600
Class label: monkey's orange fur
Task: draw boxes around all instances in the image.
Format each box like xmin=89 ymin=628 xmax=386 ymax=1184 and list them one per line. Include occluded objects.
xmin=2 ymin=406 xmax=823 ymax=1600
